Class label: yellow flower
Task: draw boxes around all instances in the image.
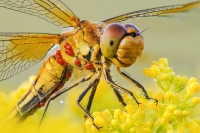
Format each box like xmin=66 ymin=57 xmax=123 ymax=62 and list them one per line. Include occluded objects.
xmin=190 ymin=97 xmax=200 ymax=107
xmin=85 ymin=58 xmax=200 ymax=133
xmin=186 ymin=79 xmax=200 ymax=96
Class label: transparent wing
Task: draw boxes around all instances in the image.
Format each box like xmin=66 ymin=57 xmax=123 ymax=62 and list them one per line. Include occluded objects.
xmin=0 ymin=0 xmax=79 ymax=27
xmin=103 ymin=1 xmax=200 ymax=24
xmin=0 ymin=32 xmax=60 ymax=81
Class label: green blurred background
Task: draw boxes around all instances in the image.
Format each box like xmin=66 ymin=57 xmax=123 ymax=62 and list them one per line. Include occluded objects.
xmin=0 ymin=1 xmax=200 ymax=130
xmin=0 ymin=0 xmax=200 ymax=95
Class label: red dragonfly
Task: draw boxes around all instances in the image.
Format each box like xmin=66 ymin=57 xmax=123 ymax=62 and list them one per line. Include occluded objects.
xmin=0 ymin=0 xmax=199 ymax=129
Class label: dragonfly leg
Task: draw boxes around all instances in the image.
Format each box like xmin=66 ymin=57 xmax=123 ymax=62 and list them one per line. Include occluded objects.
xmin=84 ymin=79 xmax=99 ymax=120
xmin=103 ymin=69 xmax=141 ymax=106
xmin=77 ymin=77 xmax=101 ymax=130
xmin=112 ymin=86 xmax=127 ymax=106
xmin=116 ymin=67 xmax=158 ymax=105
xmin=38 ymin=73 xmax=95 ymax=130
xmin=105 ymin=69 xmax=126 ymax=106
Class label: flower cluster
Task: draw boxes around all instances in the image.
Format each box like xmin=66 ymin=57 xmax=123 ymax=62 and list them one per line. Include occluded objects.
xmin=85 ymin=58 xmax=200 ymax=133
xmin=0 ymin=58 xmax=199 ymax=133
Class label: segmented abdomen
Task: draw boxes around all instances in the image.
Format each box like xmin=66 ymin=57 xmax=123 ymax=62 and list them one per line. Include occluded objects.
xmin=5 ymin=55 xmax=73 ymax=124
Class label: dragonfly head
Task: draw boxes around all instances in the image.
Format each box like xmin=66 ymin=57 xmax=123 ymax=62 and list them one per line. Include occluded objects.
xmin=100 ymin=23 xmax=144 ymax=67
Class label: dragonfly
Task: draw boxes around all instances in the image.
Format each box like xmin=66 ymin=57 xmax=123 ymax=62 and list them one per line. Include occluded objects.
xmin=0 ymin=0 xmax=200 ymax=130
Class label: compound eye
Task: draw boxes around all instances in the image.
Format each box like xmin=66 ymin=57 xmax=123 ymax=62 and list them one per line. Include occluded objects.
xmin=100 ymin=23 xmax=127 ymax=58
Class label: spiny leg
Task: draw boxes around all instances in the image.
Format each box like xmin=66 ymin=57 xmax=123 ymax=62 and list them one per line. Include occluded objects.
xmin=84 ymin=79 xmax=99 ymax=120
xmin=117 ymin=67 xmax=158 ymax=105
xmin=37 ymin=73 xmax=94 ymax=130
xmin=106 ymin=69 xmax=126 ymax=106
xmin=77 ymin=77 xmax=101 ymax=130
xmin=103 ymin=69 xmax=141 ymax=106
xmin=113 ymin=87 xmax=126 ymax=106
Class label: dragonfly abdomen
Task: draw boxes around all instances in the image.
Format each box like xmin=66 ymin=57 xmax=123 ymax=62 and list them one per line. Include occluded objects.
xmin=5 ymin=55 xmax=73 ymax=125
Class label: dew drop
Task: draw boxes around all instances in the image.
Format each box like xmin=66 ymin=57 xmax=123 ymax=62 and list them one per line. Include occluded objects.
xmin=59 ymin=100 xmax=64 ymax=104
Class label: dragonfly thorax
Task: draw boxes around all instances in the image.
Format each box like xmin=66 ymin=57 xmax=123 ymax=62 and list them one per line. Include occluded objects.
xmin=58 ymin=20 xmax=104 ymax=71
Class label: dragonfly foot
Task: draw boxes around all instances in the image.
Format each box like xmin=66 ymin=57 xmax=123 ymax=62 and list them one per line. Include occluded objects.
xmin=147 ymin=97 xmax=158 ymax=105
xmin=93 ymin=123 xmax=102 ymax=131
xmin=136 ymin=101 xmax=142 ymax=107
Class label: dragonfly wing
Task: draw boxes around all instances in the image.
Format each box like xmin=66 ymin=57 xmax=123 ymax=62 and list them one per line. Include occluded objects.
xmin=0 ymin=32 xmax=60 ymax=81
xmin=103 ymin=1 xmax=200 ymax=24
xmin=0 ymin=0 xmax=79 ymax=27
